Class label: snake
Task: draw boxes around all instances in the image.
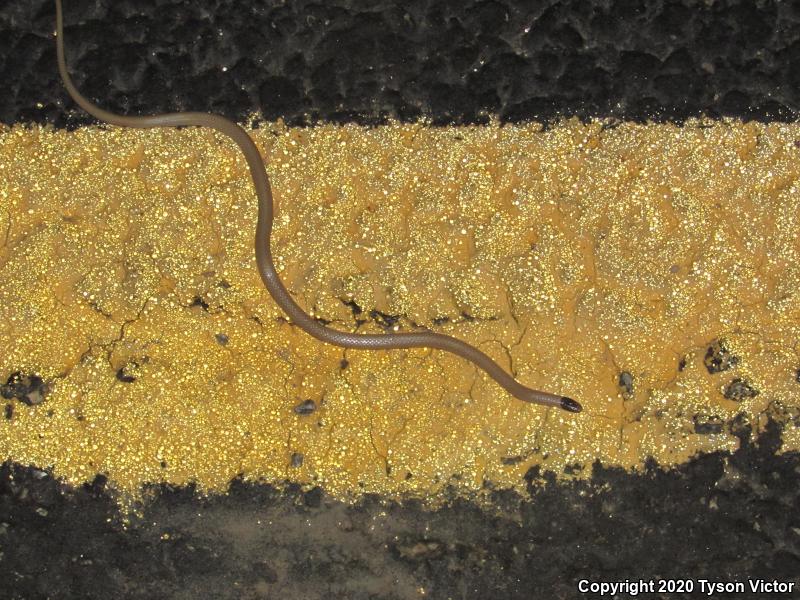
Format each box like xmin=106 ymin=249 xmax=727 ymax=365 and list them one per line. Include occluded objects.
xmin=54 ymin=0 xmax=581 ymax=413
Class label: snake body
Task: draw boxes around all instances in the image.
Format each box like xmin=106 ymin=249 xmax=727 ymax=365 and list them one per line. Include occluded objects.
xmin=54 ymin=0 xmax=581 ymax=413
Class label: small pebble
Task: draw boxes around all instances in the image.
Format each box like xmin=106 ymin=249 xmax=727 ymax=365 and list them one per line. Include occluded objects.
xmin=618 ymin=371 xmax=634 ymax=397
xmin=693 ymin=415 xmax=724 ymax=434
xmin=293 ymin=400 xmax=316 ymax=415
xmin=190 ymin=296 xmax=210 ymax=311
xmin=704 ymin=341 xmax=738 ymax=374
xmin=115 ymin=367 xmax=136 ymax=384
xmin=1 ymin=372 xmax=49 ymax=405
xmin=723 ymin=378 xmax=759 ymax=401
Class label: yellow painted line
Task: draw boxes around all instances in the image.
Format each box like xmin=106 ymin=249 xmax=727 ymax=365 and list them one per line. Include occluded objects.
xmin=0 ymin=118 xmax=798 ymax=506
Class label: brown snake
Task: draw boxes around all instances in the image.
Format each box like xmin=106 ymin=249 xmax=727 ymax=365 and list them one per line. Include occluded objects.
xmin=54 ymin=0 xmax=581 ymax=413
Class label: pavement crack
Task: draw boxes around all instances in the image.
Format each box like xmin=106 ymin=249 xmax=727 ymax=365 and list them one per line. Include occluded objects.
xmin=1 ymin=210 xmax=11 ymax=249
xmin=368 ymin=423 xmax=390 ymax=477
xmin=503 ymin=280 xmax=521 ymax=329
xmin=96 ymin=297 xmax=159 ymax=381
